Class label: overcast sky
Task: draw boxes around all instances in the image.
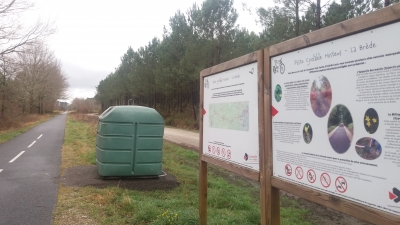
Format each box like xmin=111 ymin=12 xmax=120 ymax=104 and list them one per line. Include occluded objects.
xmin=28 ymin=0 xmax=274 ymax=102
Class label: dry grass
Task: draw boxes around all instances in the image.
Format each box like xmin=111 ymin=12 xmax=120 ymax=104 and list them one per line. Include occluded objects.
xmin=162 ymin=106 xmax=199 ymax=130
xmin=0 ymin=113 xmax=54 ymax=130
xmin=0 ymin=113 xmax=56 ymax=144
xmin=59 ymin=113 xmax=98 ymax=172
xmin=56 ymin=187 xmax=100 ymax=225
xmin=55 ymin=113 xmax=100 ymax=224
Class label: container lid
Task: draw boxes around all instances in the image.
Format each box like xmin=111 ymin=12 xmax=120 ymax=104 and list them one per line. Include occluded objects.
xmin=99 ymin=106 xmax=164 ymax=124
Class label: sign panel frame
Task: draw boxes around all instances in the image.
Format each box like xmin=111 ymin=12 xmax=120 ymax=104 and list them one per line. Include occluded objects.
xmin=265 ymin=5 xmax=400 ymax=225
xmin=199 ymin=50 xmax=264 ymax=224
xmin=199 ymin=51 xmax=264 ymax=181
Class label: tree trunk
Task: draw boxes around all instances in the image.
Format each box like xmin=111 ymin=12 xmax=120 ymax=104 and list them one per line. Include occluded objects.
xmin=154 ymin=90 xmax=157 ymax=109
xmin=1 ymin=72 xmax=6 ymax=116
xmin=22 ymin=98 xmax=26 ymax=114
xmin=216 ymin=45 xmax=221 ymax=64
xmin=191 ymin=84 xmax=197 ymax=122
xmin=385 ymin=0 xmax=390 ymax=7
xmin=39 ymin=96 xmax=42 ymax=114
xmin=316 ymin=0 xmax=321 ymax=29
xmin=295 ymin=0 xmax=299 ymax=36
xmin=168 ymin=94 xmax=171 ymax=114
xmin=29 ymin=94 xmax=34 ymax=114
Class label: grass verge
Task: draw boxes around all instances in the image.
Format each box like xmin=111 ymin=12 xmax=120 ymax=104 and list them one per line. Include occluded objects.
xmin=0 ymin=113 xmax=56 ymax=144
xmin=55 ymin=113 xmax=312 ymax=225
xmin=59 ymin=113 xmax=97 ymax=171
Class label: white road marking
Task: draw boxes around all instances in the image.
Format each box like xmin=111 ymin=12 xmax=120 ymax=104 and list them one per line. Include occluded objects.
xmin=37 ymin=134 xmax=43 ymax=139
xmin=0 ymin=169 xmax=3 ymax=173
xmin=28 ymin=141 xmax=36 ymax=148
xmin=9 ymin=151 xmax=25 ymax=163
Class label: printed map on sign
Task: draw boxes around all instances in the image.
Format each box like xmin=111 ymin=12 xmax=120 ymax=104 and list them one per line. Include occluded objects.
xmin=209 ymin=101 xmax=249 ymax=131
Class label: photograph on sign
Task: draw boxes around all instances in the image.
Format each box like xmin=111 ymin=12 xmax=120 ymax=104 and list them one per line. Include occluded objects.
xmin=202 ymin=62 xmax=259 ymax=171
xmin=271 ymin=21 xmax=400 ymax=216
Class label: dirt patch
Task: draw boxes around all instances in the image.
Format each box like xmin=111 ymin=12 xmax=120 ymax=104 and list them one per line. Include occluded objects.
xmin=61 ymin=165 xmax=180 ymax=191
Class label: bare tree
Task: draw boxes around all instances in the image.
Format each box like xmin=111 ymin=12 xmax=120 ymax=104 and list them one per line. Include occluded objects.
xmin=70 ymin=98 xmax=100 ymax=113
xmin=0 ymin=0 xmax=55 ymax=56
xmin=16 ymin=43 xmax=68 ymax=114
xmin=0 ymin=0 xmax=55 ymax=116
xmin=0 ymin=55 xmax=17 ymax=115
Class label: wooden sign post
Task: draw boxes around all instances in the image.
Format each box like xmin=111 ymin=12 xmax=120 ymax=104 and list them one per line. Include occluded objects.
xmin=199 ymin=50 xmax=265 ymax=224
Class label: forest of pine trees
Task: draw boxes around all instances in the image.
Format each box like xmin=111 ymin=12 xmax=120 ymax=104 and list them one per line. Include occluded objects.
xmin=94 ymin=0 xmax=399 ymax=128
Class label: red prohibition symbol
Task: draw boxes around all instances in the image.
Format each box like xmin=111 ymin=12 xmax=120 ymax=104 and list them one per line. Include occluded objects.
xmin=307 ymin=169 xmax=316 ymax=183
xmin=295 ymin=166 xmax=303 ymax=180
xmin=335 ymin=176 xmax=348 ymax=193
xmin=217 ymin=147 xmax=220 ymax=155
xmin=285 ymin=164 xmax=292 ymax=176
xmin=222 ymin=148 xmax=226 ymax=157
xmin=320 ymin=173 xmax=331 ymax=188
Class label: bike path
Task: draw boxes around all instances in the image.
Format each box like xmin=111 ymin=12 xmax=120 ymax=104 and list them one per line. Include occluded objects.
xmin=0 ymin=113 xmax=66 ymax=225
xmin=329 ymin=125 xmax=351 ymax=153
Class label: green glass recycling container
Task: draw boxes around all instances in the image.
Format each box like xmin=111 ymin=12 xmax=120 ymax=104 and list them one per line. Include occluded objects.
xmin=96 ymin=106 xmax=164 ymax=177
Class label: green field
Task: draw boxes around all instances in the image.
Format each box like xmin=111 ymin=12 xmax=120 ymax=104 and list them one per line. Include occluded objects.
xmin=54 ymin=113 xmax=312 ymax=225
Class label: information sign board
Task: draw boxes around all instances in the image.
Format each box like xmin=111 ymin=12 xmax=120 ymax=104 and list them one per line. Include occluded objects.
xmin=272 ymin=21 xmax=400 ymax=216
xmin=203 ymin=62 xmax=259 ymax=171
xmin=202 ymin=62 xmax=259 ymax=171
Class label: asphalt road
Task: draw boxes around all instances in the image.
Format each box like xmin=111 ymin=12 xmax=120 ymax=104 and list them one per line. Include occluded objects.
xmin=164 ymin=127 xmax=199 ymax=151
xmin=0 ymin=113 xmax=66 ymax=225
xmin=329 ymin=124 xmax=351 ymax=153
